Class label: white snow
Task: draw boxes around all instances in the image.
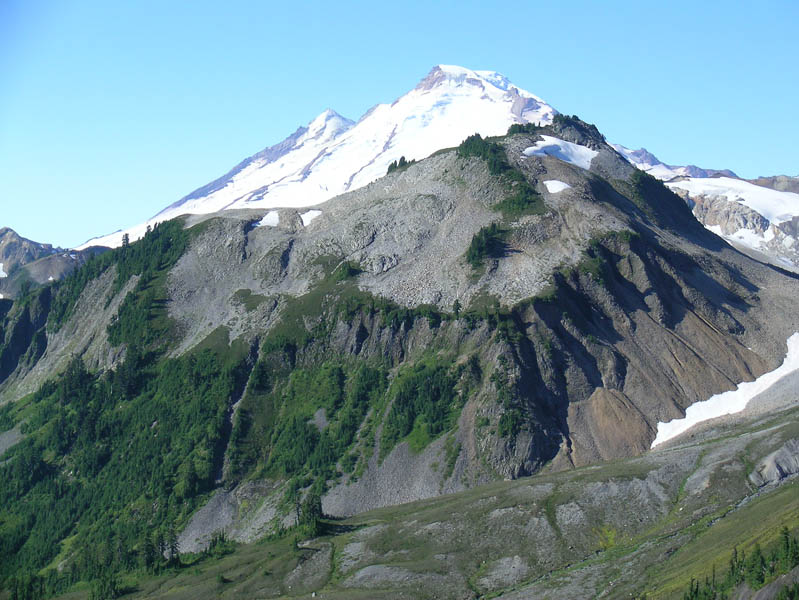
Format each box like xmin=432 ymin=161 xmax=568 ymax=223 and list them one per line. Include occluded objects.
xmin=300 ymin=210 xmax=322 ymax=226
xmin=48 ymin=276 xmax=54 ymax=281
xmin=76 ymin=223 xmax=152 ymax=251
xmin=706 ymin=224 xmax=724 ymax=237
xmin=667 ymin=177 xmax=799 ymax=226
xmin=75 ymin=65 xmax=558 ymax=249
xmin=728 ymin=227 xmax=769 ymax=249
xmin=709 ymin=225 xmax=771 ymax=252
xmin=0 ymin=293 xmax=3 ymax=299
xmin=0 ymin=263 xmax=6 ymax=278
xmin=657 ymin=176 xmax=799 ymax=267
xmin=651 ymin=332 xmax=799 ymax=447
xmin=523 ymin=136 xmax=598 ymax=170
xmin=610 ymin=144 xmax=732 ymax=181
xmin=543 ymin=180 xmax=571 ymax=193
xmin=611 ymin=145 xmax=685 ymax=180
xmin=257 ymin=211 xmax=280 ymax=227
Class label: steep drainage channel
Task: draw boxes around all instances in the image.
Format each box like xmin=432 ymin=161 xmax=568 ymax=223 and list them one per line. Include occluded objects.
xmin=213 ymin=340 xmax=259 ymax=485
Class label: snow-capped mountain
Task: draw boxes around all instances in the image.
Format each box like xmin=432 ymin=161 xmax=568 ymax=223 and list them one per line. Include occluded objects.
xmin=76 ymin=63 xmax=799 ymax=271
xmin=78 ymin=65 xmax=556 ymax=249
xmin=610 ymin=145 xmax=737 ymax=180
xmin=614 ymin=144 xmax=799 ymax=270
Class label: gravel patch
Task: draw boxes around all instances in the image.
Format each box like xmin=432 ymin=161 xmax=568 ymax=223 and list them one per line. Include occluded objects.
xmin=0 ymin=424 xmax=22 ymax=457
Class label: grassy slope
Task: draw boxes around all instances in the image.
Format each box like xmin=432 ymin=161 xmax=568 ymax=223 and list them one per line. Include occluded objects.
xmin=648 ymin=481 xmax=799 ymax=597
xmin=38 ymin=404 xmax=798 ymax=600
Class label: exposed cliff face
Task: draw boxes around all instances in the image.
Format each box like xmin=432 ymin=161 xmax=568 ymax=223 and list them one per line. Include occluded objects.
xmin=687 ymin=193 xmax=772 ymax=236
xmin=749 ymin=175 xmax=799 ymax=194
xmin=0 ymin=289 xmax=51 ymax=388
xmin=0 ymin=266 xmax=137 ymax=403
xmin=673 ymin=187 xmax=799 ymax=271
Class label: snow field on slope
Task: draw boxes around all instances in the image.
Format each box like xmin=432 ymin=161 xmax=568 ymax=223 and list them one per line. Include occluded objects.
xmin=160 ymin=111 xmax=354 ymax=219
xmin=76 ymin=221 xmax=152 ymax=251
xmin=651 ymin=332 xmax=799 ymax=447
xmin=543 ymin=180 xmax=571 ymax=193
xmin=0 ymin=263 xmax=6 ymax=278
xmin=226 ymin=75 xmax=555 ymax=213
xmin=523 ymin=136 xmax=598 ymax=170
xmin=707 ymin=224 xmax=771 ymax=251
xmin=667 ymin=177 xmax=799 ymax=225
xmin=300 ymin=210 xmax=322 ymax=226
xmin=257 ymin=211 xmax=280 ymax=227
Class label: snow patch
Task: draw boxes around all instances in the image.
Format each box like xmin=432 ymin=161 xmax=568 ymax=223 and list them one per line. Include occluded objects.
xmin=523 ymin=136 xmax=598 ymax=170
xmin=667 ymin=177 xmax=799 ymax=226
xmin=300 ymin=210 xmax=322 ymax=226
xmin=728 ymin=227 xmax=768 ymax=249
xmin=257 ymin=211 xmax=280 ymax=227
xmin=652 ymin=332 xmax=799 ymax=447
xmin=48 ymin=276 xmax=54 ymax=281
xmin=0 ymin=263 xmax=6 ymax=278
xmin=543 ymin=180 xmax=571 ymax=193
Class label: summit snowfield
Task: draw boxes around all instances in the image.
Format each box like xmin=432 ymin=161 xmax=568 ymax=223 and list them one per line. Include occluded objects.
xmin=78 ymin=65 xmax=556 ymax=249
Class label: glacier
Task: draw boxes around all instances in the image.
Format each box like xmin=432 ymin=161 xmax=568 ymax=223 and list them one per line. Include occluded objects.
xmin=77 ymin=65 xmax=557 ymax=249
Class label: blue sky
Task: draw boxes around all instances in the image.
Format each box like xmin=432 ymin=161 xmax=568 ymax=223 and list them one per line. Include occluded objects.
xmin=2 ymin=0 xmax=797 ymax=248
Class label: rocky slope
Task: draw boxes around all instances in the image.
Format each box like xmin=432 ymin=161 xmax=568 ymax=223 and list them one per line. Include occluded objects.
xmin=175 ymin=122 xmax=799 ymax=533
xmin=750 ymin=174 xmax=799 ymax=194
xmin=0 ymin=227 xmax=104 ymax=299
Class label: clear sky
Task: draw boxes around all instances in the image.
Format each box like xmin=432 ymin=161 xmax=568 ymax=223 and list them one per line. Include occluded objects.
xmin=2 ymin=0 xmax=797 ymax=248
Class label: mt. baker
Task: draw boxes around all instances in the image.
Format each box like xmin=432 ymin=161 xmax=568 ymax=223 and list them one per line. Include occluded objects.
xmin=77 ymin=65 xmax=556 ymax=249
xmin=78 ymin=64 xmax=799 ymax=272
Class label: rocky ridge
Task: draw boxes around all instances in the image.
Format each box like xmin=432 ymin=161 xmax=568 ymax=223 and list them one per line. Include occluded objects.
xmin=0 ymin=227 xmax=104 ymax=299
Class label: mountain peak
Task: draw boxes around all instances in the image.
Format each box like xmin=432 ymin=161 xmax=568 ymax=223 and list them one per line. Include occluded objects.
xmin=417 ymin=64 xmax=514 ymax=93
xmin=612 ymin=144 xmax=739 ymax=180
xmin=79 ymin=65 xmax=557 ymax=249
xmin=305 ymin=108 xmax=354 ymax=140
